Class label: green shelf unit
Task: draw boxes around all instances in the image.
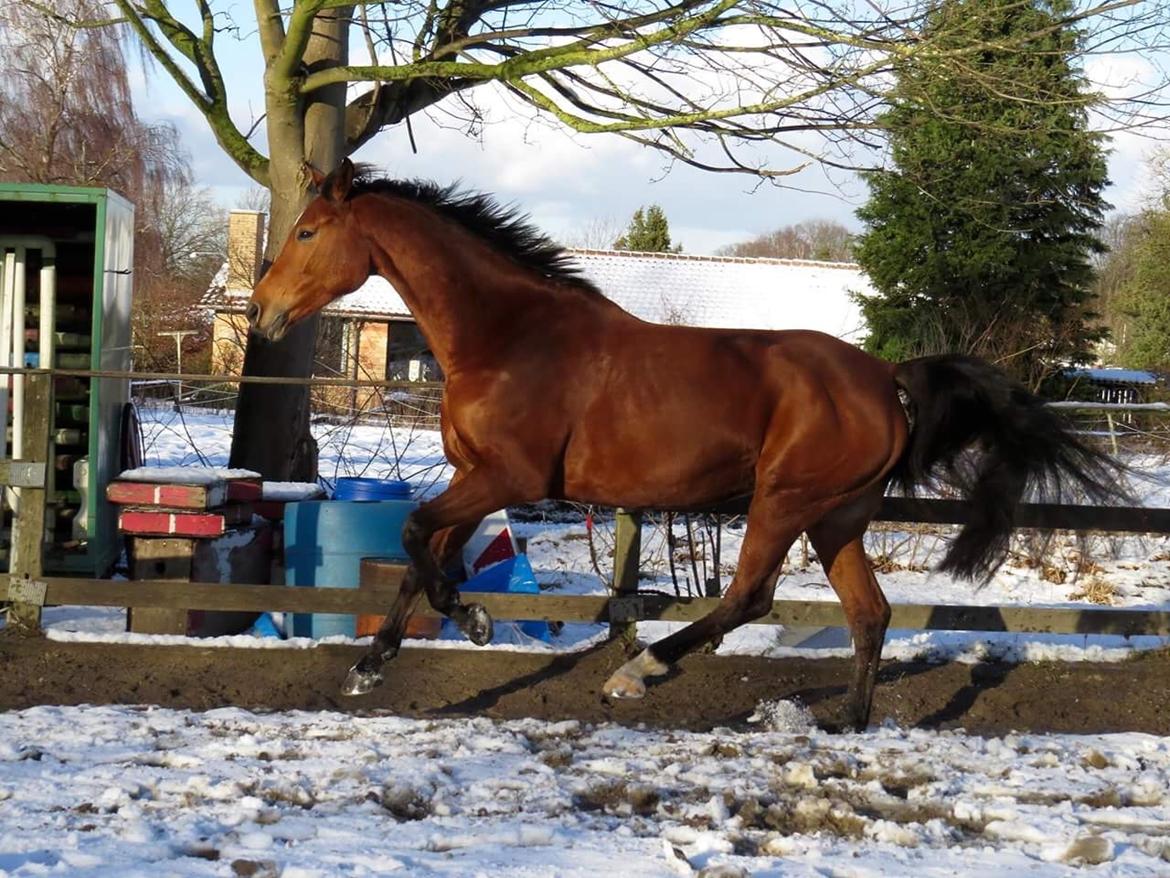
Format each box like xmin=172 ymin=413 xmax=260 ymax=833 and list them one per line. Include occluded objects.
xmin=0 ymin=183 xmax=134 ymax=576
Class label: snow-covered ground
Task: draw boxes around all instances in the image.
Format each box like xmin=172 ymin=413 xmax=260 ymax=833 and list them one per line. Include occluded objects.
xmin=3 ymin=703 xmax=1170 ymax=877
xmin=4 ymin=405 xmax=1170 ymax=877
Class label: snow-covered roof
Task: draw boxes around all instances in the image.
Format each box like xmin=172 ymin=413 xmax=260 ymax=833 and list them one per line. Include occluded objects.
xmin=205 ymin=248 xmax=870 ymax=339
xmin=1067 ymin=368 xmax=1160 ymax=386
xmin=570 ymin=249 xmax=868 ymax=340
xmin=203 ymin=268 xmax=413 ymax=321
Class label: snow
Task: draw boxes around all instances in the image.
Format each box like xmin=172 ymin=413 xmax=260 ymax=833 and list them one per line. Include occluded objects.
xmin=1 ymin=705 xmax=1170 ymax=876
xmin=116 ymin=466 xmax=261 ymax=484
xmin=262 ymin=482 xmax=326 ymax=502
xmin=4 ymin=404 xmax=1170 ymax=875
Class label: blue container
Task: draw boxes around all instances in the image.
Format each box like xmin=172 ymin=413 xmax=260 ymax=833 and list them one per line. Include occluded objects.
xmin=285 ymin=483 xmax=416 ymax=638
xmin=333 ymin=477 xmax=413 ymax=502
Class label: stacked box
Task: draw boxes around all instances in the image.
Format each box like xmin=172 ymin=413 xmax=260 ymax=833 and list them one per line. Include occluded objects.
xmin=108 ymin=468 xmax=261 ymax=537
xmin=107 ymin=467 xmax=271 ymax=636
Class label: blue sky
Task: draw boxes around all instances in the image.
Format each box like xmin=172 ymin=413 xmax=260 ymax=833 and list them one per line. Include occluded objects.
xmin=129 ymin=10 xmax=1162 ymax=255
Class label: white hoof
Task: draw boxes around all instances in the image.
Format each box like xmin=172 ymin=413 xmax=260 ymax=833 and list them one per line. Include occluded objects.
xmin=604 ymin=649 xmax=668 ymax=700
xmin=604 ymin=670 xmax=647 ymax=699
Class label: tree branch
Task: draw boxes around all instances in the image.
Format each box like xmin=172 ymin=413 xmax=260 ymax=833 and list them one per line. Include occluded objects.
xmin=302 ymin=0 xmax=742 ymax=92
xmin=107 ymin=0 xmax=270 ymax=186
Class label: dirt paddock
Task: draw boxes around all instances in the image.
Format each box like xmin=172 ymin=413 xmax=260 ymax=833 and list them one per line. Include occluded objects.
xmin=1 ymin=634 xmax=1167 ymax=735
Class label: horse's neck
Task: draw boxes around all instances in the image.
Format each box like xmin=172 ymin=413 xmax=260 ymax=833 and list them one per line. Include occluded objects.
xmin=360 ymin=197 xmax=575 ymax=372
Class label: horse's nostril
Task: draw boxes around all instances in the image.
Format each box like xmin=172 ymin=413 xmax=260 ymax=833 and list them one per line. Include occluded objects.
xmin=245 ymin=301 xmax=261 ymax=326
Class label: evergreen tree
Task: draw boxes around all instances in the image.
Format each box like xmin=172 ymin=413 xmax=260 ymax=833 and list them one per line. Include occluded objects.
xmin=1112 ymin=206 xmax=1170 ymax=371
xmin=853 ymin=0 xmax=1109 ymax=389
xmin=613 ymin=205 xmax=682 ymax=252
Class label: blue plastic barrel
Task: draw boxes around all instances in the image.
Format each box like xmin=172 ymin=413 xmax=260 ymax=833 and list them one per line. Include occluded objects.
xmin=333 ymin=477 xmax=413 ymax=502
xmin=285 ymin=480 xmax=416 ymax=638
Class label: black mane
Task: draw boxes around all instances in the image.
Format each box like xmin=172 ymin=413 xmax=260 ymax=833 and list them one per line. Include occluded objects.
xmin=350 ymin=172 xmax=601 ymax=295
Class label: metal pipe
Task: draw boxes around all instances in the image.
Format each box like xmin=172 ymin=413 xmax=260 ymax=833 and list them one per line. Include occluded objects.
xmin=39 ymin=247 xmax=56 ymax=512
xmin=0 ymin=238 xmax=59 ymax=517
xmin=0 ymin=250 xmax=13 ymax=464
xmin=1 ymin=249 xmax=17 ymax=513
xmin=12 ymin=246 xmax=26 ymax=467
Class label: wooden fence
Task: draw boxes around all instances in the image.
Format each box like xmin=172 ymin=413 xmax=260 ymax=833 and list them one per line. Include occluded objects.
xmin=3 ymin=367 xmax=1170 ymax=646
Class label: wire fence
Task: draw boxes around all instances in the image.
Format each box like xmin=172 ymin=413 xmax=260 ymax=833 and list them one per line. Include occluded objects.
xmin=10 ymin=364 xmax=1170 ymax=603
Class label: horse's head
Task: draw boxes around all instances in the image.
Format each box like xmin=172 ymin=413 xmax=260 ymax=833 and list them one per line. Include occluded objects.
xmin=247 ymin=158 xmax=371 ymax=342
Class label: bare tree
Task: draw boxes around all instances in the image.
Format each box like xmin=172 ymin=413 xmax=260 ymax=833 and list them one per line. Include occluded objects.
xmin=0 ymin=0 xmax=215 ymax=373
xmin=562 ymin=216 xmax=625 ymax=251
xmin=133 ymin=180 xmax=225 ymax=373
xmin=718 ymin=219 xmax=855 ymax=262
xmin=23 ymin=0 xmax=1170 ymax=478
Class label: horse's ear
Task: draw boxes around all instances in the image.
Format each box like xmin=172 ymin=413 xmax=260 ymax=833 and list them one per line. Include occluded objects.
xmin=304 ymin=162 xmax=327 ymax=193
xmin=321 ymin=158 xmax=355 ymax=205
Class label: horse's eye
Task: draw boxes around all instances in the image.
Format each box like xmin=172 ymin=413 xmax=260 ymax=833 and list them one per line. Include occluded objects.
xmin=297 ymin=228 xmax=315 ymax=241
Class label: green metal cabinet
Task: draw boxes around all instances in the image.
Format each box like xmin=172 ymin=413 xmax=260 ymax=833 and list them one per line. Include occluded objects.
xmin=0 ymin=184 xmax=135 ymax=575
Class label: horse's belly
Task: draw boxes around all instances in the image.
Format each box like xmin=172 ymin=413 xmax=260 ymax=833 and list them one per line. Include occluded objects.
xmin=560 ymin=435 xmax=756 ymax=509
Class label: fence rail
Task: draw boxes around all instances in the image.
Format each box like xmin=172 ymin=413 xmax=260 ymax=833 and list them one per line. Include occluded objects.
xmin=3 ymin=366 xmax=1170 ymax=646
xmin=4 ymin=575 xmax=1170 ymax=638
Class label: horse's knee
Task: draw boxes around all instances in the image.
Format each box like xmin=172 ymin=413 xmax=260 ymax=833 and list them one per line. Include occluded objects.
xmin=402 ymin=515 xmax=430 ymax=558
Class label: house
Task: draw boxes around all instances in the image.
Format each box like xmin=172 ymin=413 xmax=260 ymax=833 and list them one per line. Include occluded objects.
xmin=204 ymin=210 xmax=871 ymax=414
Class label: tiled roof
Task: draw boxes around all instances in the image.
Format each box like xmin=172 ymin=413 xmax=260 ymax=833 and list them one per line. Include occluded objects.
xmin=206 ymin=248 xmax=869 ymax=339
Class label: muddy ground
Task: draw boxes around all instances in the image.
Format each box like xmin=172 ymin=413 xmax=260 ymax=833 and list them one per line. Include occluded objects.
xmin=1 ymin=633 xmax=1168 ymax=735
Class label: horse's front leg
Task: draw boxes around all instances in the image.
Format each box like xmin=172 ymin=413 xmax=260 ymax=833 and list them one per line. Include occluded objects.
xmin=342 ymin=564 xmax=427 ymax=695
xmin=342 ymin=469 xmax=522 ymax=696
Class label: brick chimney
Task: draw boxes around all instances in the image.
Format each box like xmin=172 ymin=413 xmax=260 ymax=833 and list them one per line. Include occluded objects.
xmin=226 ymin=209 xmax=266 ymax=290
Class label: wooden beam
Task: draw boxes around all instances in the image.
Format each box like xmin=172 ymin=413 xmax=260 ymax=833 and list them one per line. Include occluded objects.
xmin=611 ymin=508 xmax=642 ymax=647
xmin=7 ymin=372 xmax=51 ymax=633
xmin=0 ymin=461 xmax=45 ymax=488
xmin=11 ymin=575 xmax=1170 ymax=637
xmin=127 ymin=537 xmax=193 ymax=635
xmin=876 ymin=497 xmax=1170 ymax=534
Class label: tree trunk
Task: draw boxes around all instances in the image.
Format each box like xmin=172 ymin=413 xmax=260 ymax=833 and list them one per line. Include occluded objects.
xmin=228 ymin=7 xmax=353 ymax=481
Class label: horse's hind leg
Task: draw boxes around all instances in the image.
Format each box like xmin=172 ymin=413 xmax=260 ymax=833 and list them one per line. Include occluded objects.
xmin=603 ymin=497 xmax=808 ymax=699
xmin=807 ymin=499 xmax=890 ymax=731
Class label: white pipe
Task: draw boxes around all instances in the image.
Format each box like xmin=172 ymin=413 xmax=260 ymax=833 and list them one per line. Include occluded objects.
xmin=39 ymin=250 xmax=56 ymax=512
xmin=1 ymin=250 xmax=15 ymax=514
xmin=0 ymin=249 xmax=13 ymax=373
xmin=0 ymin=250 xmax=11 ymax=466
xmin=12 ymin=246 xmax=26 ymax=467
xmin=0 ymin=238 xmax=59 ymax=517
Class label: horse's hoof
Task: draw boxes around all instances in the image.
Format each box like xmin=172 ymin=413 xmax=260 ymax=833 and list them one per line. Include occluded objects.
xmin=341 ymin=664 xmax=384 ymax=696
xmin=603 ymin=669 xmax=646 ymax=700
xmin=462 ymin=603 xmax=494 ymax=646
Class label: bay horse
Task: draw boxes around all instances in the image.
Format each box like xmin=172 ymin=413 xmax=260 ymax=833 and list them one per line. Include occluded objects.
xmin=247 ymin=158 xmax=1124 ymax=730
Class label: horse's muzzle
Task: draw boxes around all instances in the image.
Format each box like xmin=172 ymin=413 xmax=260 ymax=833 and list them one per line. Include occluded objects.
xmin=246 ymin=301 xmax=290 ymax=342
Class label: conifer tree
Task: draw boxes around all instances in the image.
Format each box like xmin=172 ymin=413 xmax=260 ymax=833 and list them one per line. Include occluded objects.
xmin=614 ymin=206 xmax=682 ymax=253
xmin=853 ymin=0 xmax=1109 ymax=389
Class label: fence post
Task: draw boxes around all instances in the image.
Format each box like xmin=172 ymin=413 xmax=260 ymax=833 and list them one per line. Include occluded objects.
xmin=8 ymin=370 xmax=51 ymax=633
xmin=610 ymin=508 xmax=642 ymax=648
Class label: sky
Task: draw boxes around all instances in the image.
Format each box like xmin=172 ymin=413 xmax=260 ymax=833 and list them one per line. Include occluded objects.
xmin=128 ymin=8 xmax=1168 ymax=256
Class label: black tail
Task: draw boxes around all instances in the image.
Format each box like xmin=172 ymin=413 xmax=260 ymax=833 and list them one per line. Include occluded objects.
xmin=892 ymin=355 xmax=1130 ymax=581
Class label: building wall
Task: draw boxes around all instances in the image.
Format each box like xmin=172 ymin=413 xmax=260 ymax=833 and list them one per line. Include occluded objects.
xmin=211 ymin=312 xmax=249 ymax=375
xmin=227 ymin=211 xmax=265 ymax=291
xmin=356 ymin=321 xmax=389 ymax=411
